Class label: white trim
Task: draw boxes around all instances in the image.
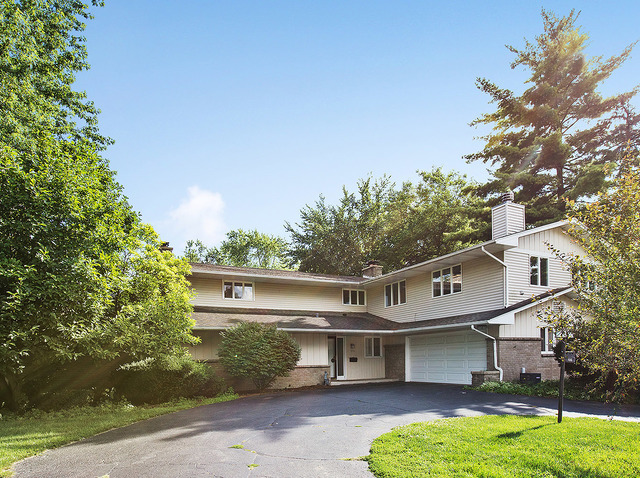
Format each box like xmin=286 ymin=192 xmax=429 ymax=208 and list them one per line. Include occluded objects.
xmin=364 ymin=336 xmax=383 ymax=358
xmin=494 ymin=220 xmax=569 ymax=246
xmin=431 ymin=264 xmax=462 ymax=298
xmin=384 ymin=279 xmax=407 ymax=307
xmin=342 ymin=288 xmax=366 ymax=306
xmin=222 ymin=280 xmax=255 ymax=301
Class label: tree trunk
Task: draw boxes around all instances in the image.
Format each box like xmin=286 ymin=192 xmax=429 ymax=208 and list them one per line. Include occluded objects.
xmin=2 ymin=373 xmax=24 ymax=412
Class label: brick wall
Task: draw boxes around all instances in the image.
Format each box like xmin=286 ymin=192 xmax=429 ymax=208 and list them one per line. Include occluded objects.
xmin=384 ymin=344 xmax=405 ymax=380
xmin=207 ymin=362 xmax=330 ymax=392
xmin=497 ymin=338 xmax=560 ymax=382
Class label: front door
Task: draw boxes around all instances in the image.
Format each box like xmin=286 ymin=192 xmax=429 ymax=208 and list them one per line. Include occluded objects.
xmin=328 ymin=336 xmax=346 ymax=380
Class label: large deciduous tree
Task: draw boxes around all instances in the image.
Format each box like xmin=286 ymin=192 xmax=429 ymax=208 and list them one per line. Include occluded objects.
xmin=542 ymin=156 xmax=640 ymax=402
xmin=184 ymin=229 xmax=289 ymax=269
xmin=466 ymin=9 xmax=639 ymax=225
xmin=286 ymin=170 xmax=485 ymax=275
xmin=0 ymin=1 xmax=197 ymax=410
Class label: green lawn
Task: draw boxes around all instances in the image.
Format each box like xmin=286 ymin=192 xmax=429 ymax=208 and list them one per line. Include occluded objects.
xmin=0 ymin=393 xmax=237 ymax=477
xmin=367 ymin=415 xmax=640 ymax=478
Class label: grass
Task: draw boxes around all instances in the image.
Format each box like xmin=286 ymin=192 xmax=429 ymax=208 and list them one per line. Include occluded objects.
xmin=467 ymin=379 xmax=603 ymax=401
xmin=367 ymin=415 xmax=640 ymax=478
xmin=0 ymin=392 xmax=237 ymax=477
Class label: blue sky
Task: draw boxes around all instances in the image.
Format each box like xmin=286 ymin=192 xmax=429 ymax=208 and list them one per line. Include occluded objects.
xmin=75 ymin=1 xmax=640 ymax=253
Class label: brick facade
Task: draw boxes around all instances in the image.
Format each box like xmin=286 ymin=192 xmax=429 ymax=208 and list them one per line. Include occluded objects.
xmin=497 ymin=338 xmax=560 ymax=382
xmin=207 ymin=362 xmax=330 ymax=392
xmin=384 ymin=344 xmax=405 ymax=380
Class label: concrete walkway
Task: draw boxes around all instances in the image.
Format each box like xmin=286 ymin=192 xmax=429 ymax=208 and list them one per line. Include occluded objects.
xmin=13 ymin=383 xmax=640 ymax=478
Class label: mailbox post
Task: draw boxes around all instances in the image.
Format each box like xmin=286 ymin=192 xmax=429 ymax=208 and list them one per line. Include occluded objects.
xmin=557 ymin=341 xmax=576 ymax=423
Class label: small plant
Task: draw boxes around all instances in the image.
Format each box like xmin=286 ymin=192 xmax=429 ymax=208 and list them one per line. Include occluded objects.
xmin=218 ymin=322 xmax=301 ymax=390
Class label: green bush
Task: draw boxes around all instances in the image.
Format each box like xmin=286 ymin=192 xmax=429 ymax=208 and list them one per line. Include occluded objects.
xmin=114 ymin=355 xmax=227 ymax=405
xmin=469 ymin=379 xmax=606 ymax=402
xmin=218 ymin=322 xmax=301 ymax=390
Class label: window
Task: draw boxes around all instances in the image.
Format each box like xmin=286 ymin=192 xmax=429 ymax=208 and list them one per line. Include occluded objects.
xmin=540 ymin=327 xmax=555 ymax=353
xmin=342 ymin=289 xmax=366 ymax=305
xmin=432 ymin=264 xmax=462 ymax=297
xmin=223 ymin=281 xmax=253 ymax=300
xmin=365 ymin=337 xmax=382 ymax=357
xmin=530 ymin=256 xmax=549 ymax=286
xmin=385 ymin=280 xmax=406 ymax=307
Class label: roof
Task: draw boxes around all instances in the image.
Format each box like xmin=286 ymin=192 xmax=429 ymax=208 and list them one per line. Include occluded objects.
xmin=191 ymin=287 xmax=573 ymax=333
xmin=189 ymin=263 xmax=365 ymax=285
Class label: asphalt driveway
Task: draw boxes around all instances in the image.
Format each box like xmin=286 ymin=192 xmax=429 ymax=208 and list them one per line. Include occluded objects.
xmin=13 ymin=383 xmax=640 ymax=478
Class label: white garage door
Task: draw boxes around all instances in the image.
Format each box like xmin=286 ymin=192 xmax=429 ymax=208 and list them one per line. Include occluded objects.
xmin=408 ymin=330 xmax=487 ymax=385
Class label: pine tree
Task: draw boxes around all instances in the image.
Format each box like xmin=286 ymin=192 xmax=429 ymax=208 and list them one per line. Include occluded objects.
xmin=466 ymin=10 xmax=639 ymax=225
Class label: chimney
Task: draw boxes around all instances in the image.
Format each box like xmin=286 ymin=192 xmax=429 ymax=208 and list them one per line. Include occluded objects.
xmin=362 ymin=260 xmax=383 ymax=278
xmin=159 ymin=242 xmax=174 ymax=253
xmin=491 ymin=192 xmax=525 ymax=239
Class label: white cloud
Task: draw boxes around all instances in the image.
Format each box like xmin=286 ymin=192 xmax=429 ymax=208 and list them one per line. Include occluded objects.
xmin=165 ymin=186 xmax=226 ymax=250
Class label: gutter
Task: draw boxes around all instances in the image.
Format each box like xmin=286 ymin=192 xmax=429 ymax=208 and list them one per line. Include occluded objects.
xmin=470 ymin=325 xmax=503 ymax=381
xmin=481 ymin=246 xmax=508 ymax=308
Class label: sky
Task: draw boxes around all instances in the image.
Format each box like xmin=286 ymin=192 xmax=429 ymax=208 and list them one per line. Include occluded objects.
xmin=74 ymin=1 xmax=640 ymax=254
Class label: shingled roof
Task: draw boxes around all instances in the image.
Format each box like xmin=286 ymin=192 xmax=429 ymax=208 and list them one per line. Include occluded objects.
xmin=192 ymin=287 xmax=572 ymax=333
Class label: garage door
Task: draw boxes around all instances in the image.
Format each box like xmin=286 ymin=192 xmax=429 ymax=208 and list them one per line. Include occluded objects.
xmin=408 ymin=330 xmax=487 ymax=385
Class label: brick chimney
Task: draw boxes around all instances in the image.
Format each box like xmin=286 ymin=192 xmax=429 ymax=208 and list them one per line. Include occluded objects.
xmin=362 ymin=260 xmax=383 ymax=278
xmin=491 ymin=192 xmax=525 ymax=239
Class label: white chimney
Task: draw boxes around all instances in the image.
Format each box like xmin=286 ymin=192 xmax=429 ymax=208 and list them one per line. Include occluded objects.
xmin=491 ymin=192 xmax=525 ymax=239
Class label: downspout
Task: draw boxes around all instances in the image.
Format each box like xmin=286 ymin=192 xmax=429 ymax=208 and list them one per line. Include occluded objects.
xmin=481 ymin=246 xmax=508 ymax=308
xmin=471 ymin=325 xmax=503 ymax=382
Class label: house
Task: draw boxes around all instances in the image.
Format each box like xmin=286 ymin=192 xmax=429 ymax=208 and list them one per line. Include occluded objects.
xmin=187 ymin=196 xmax=583 ymax=389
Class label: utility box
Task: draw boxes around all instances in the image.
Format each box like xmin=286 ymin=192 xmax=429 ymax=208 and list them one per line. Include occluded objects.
xmin=565 ymin=351 xmax=576 ymax=364
xmin=520 ymin=372 xmax=541 ymax=384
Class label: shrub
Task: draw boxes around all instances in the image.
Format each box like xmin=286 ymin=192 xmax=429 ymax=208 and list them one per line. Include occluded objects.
xmin=114 ymin=355 xmax=227 ymax=405
xmin=218 ymin=322 xmax=301 ymax=390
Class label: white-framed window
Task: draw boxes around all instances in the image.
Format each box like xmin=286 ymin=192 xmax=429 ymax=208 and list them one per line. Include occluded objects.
xmin=365 ymin=337 xmax=382 ymax=358
xmin=432 ymin=264 xmax=462 ymax=297
xmin=384 ymin=280 xmax=406 ymax=307
xmin=343 ymin=289 xmax=366 ymax=306
xmin=530 ymin=256 xmax=549 ymax=286
xmin=540 ymin=327 xmax=555 ymax=353
xmin=223 ymin=281 xmax=254 ymax=300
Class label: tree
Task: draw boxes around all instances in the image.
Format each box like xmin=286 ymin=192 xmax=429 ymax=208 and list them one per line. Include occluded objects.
xmin=286 ymin=176 xmax=399 ymax=275
xmin=218 ymin=322 xmax=301 ymax=390
xmin=0 ymin=1 xmax=198 ymax=410
xmin=466 ymin=10 xmax=639 ymax=226
xmin=541 ymin=156 xmax=640 ymax=402
xmin=285 ymin=170 xmax=486 ymax=275
xmin=183 ymin=230 xmax=289 ymax=269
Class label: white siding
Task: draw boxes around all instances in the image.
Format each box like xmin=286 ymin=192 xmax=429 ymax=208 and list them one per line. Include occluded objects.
xmin=190 ymin=277 xmax=365 ymax=312
xmin=291 ymin=333 xmax=328 ymax=366
xmin=187 ymin=330 xmax=328 ymax=366
xmin=492 ymin=202 xmax=525 ymax=239
xmin=188 ymin=330 xmax=222 ymax=360
xmin=367 ymin=256 xmax=504 ymax=323
xmin=500 ymin=297 xmax=578 ymax=338
xmin=342 ymin=335 xmax=385 ymax=380
xmin=504 ymin=227 xmax=583 ymax=305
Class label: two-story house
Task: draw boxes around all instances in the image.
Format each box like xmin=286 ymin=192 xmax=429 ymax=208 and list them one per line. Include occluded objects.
xmin=187 ymin=197 xmax=583 ymax=389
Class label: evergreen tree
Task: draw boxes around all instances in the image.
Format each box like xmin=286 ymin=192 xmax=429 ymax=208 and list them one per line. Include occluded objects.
xmin=466 ymin=10 xmax=639 ymax=225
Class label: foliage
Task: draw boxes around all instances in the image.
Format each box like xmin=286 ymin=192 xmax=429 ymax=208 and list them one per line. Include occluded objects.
xmin=466 ymin=9 xmax=639 ymax=225
xmin=468 ymin=378 xmax=605 ymax=402
xmin=218 ymin=322 xmax=301 ymax=390
xmin=114 ymin=356 xmax=227 ymax=405
xmin=184 ymin=229 xmax=289 ymax=269
xmin=0 ymin=393 xmax=238 ymax=478
xmin=0 ymin=1 xmax=198 ymax=411
xmin=540 ymin=157 xmax=640 ymax=402
xmin=286 ymin=169 xmax=486 ymax=275
xmin=367 ymin=415 xmax=640 ymax=478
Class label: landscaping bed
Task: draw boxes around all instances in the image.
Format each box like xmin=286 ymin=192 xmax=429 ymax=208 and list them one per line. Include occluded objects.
xmin=367 ymin=415 xmax=640 ymax=478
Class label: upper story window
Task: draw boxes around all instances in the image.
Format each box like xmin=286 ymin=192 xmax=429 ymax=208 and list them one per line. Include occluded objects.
xmin=540 ymin=327 xmax=555 ymax=353
xmin=343 ymin=289 xmax=366 ymax=306
xmin=223 ymin=281 xmax=254 ymax=300
xmin=385 ymin=280 xmax=406 ymax=307
xmin=530 ymin=256 xmax=549 ymax=286
xmin=432 ymin=265 xmax=462 ymax=297
xmin=365 ymin=337 xmax=382 ymax=358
